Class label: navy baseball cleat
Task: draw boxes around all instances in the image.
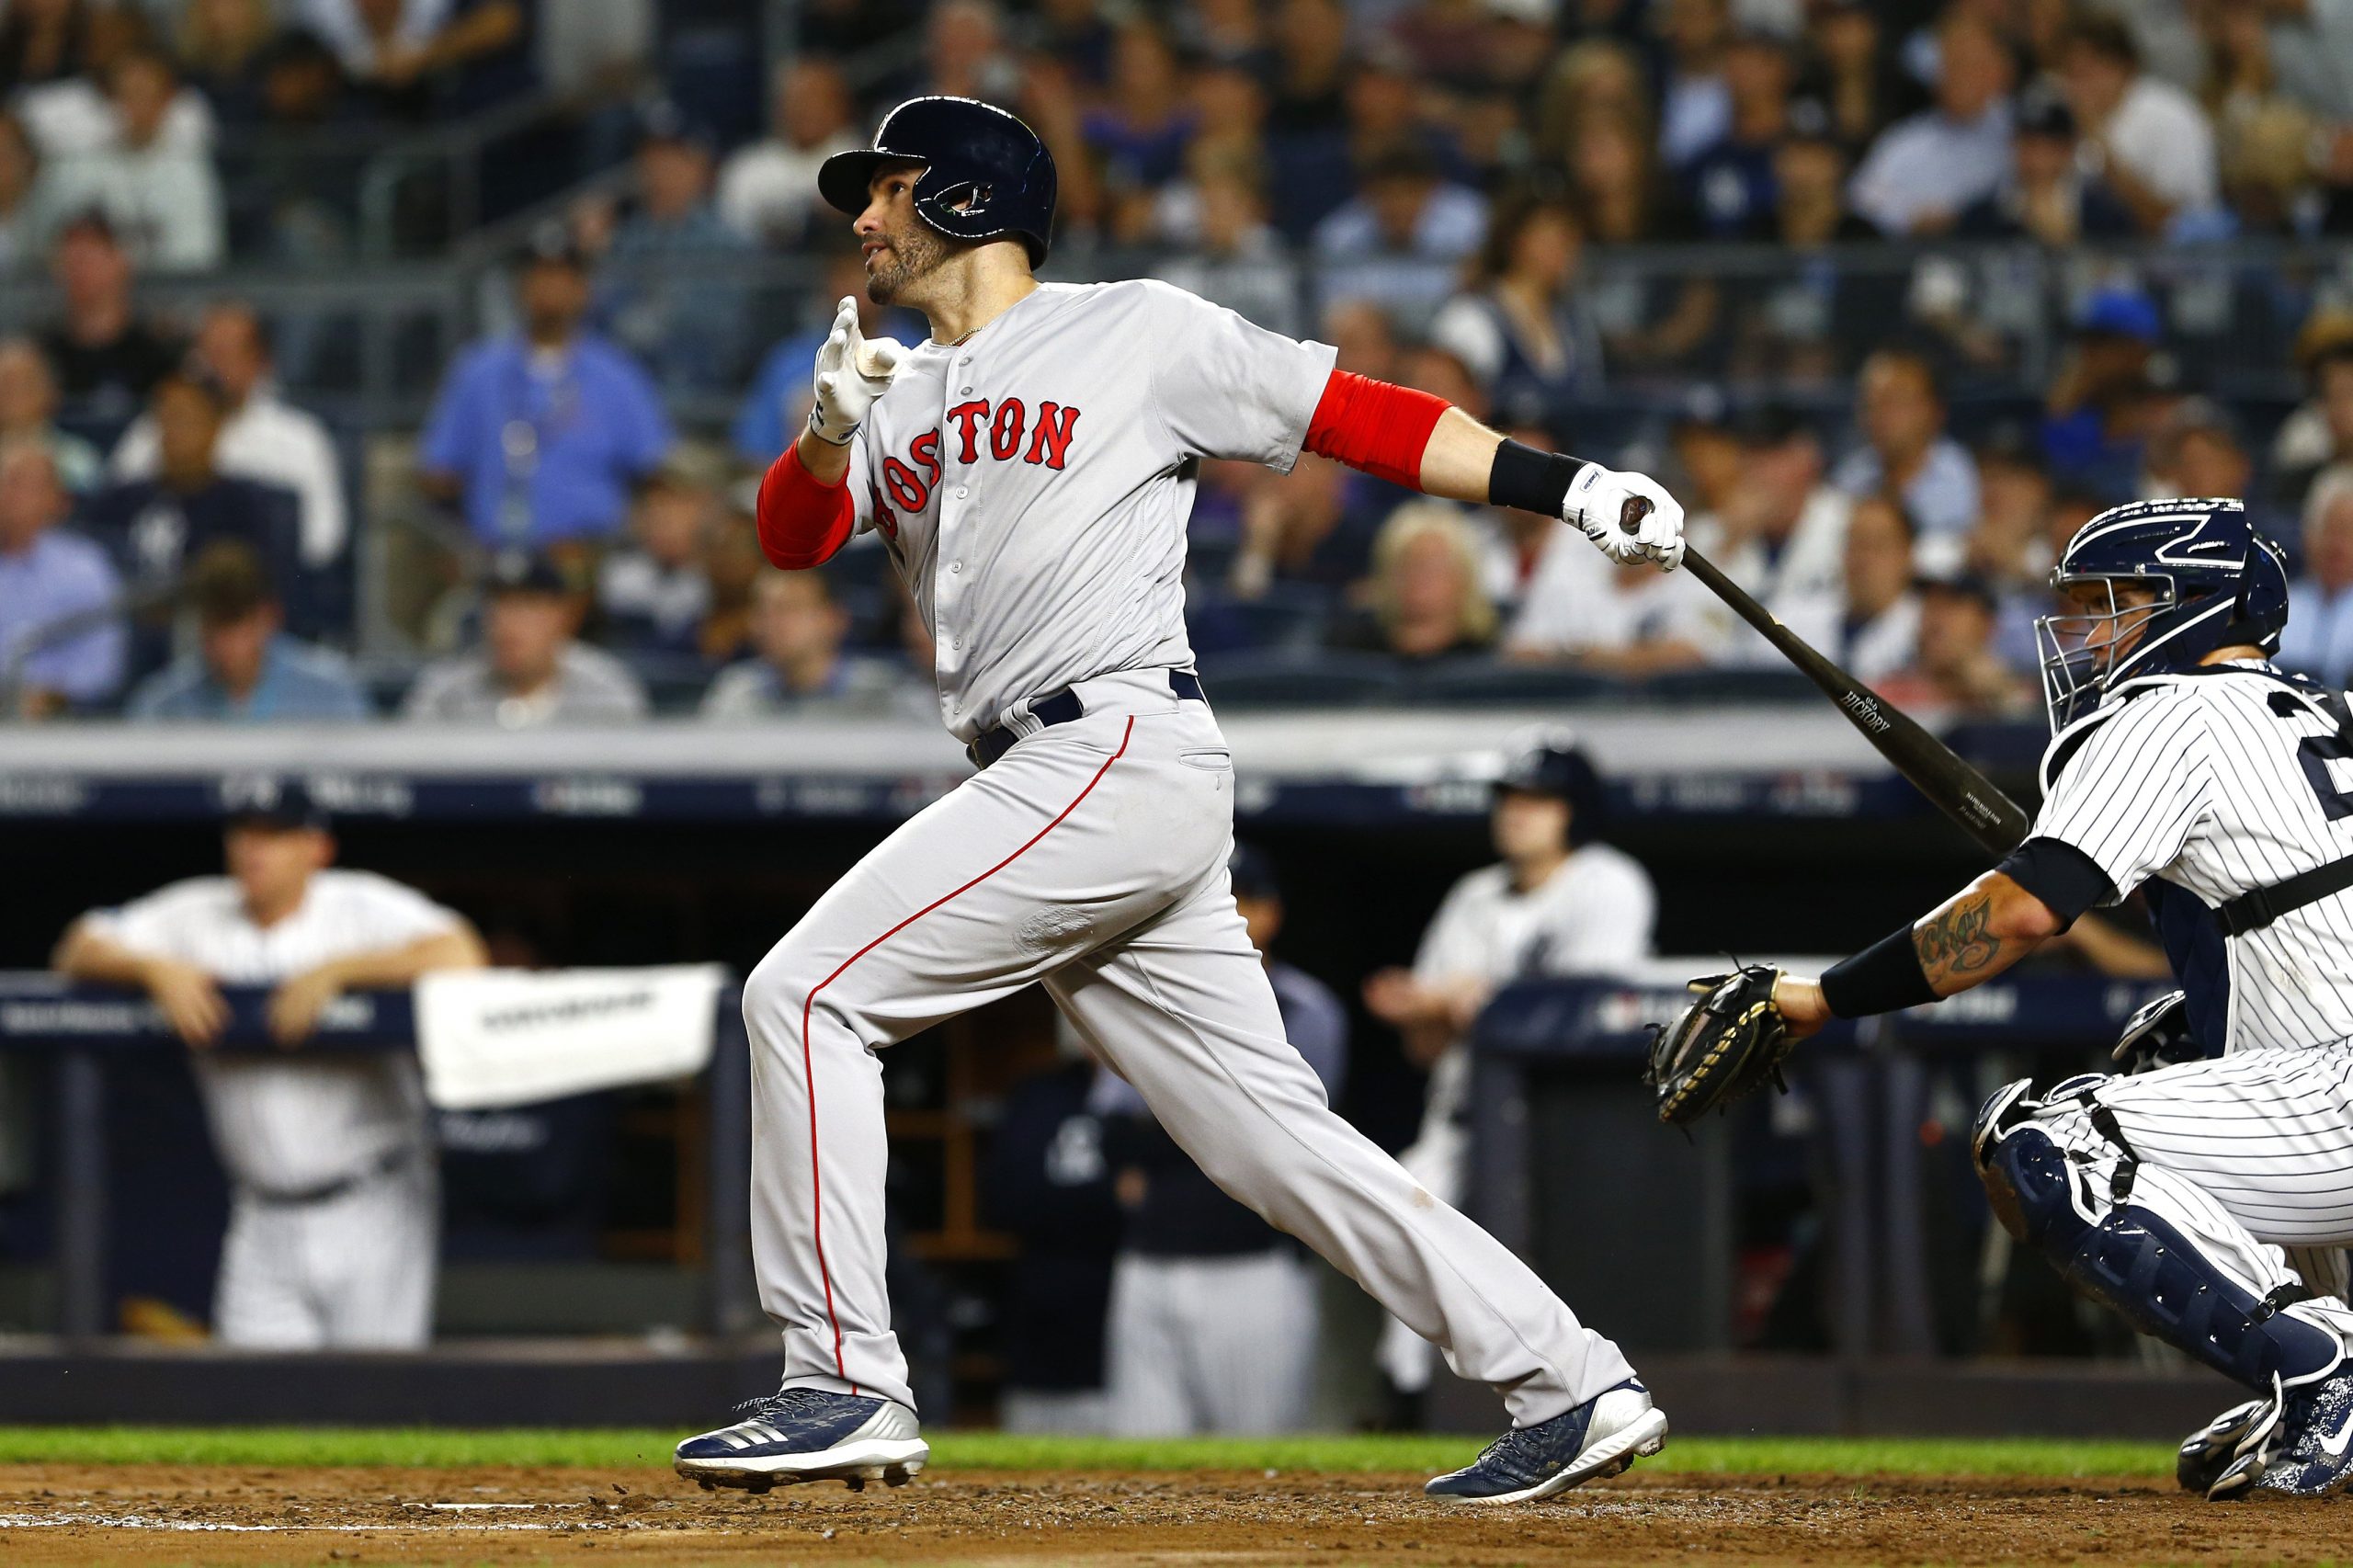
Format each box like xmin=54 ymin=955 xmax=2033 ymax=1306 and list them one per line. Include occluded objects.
xmin=2176 ymin=1392 xmax=2280 ymax=1495
xmin=2210 ymin=1370 xmax=2353 ymax=1500
xmin=674 ymin=1388 xmax=927 ymax=1494
xmin=1424 ymin=1378 xmax=1668 ymax=1504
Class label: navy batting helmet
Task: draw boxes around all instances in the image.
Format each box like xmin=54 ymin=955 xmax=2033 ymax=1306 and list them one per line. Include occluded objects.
xmin=2035 ymin=497 xmax=2290 ymax=732
xmin=1495 ymin=730 xmax=1605 ymax=841
xmin=817 ymin=97 xmax=1057 ymax=266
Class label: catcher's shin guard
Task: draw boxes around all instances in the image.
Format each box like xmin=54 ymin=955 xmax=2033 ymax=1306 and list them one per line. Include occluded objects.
xmin=1973 ymin=1077 xmax=2344 ymax=1393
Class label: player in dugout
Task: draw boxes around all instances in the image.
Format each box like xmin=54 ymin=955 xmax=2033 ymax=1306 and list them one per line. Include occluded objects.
xmin=52 ymin=778 xmax=486 ymax=1349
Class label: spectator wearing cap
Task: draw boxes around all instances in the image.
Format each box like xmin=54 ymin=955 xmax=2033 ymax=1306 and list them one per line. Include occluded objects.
xmin=36 ymin=47 xmax=222 ymax=271
xmin=1428 ymin=198 xmax=1602 ymax=427
xmin=0 ymin=437 xmax=122 ymax=717
xmin=53 ymin=778 xmax=488 ymax=1349
xmin=0 ymin=335 xmax=102 ymax=492
xmin=125 ymin=538 xmax=367 ymax=721
xmin=1683 ymin=28 xmax=1795 ymax=238
xmin=2273 ymin=314 xmax=2353 ymax=504
xmin=1879 ymin=565 xmax=2031 ymax=719
xmin=1835 ymin=493 xmax=1920 ymax=683
xmin=110 ymin=301 xmax=347 ymax=567
xmin=79 ymin=371 xmax=305 ymax=655
xmin=1831 ymin=349 xmax=1980 ymax=538
xmin=1956 ymin=85 xmax=2135 ymax=244
xmin=701 ymin=570 xmax=902 ymax=721
xmin=717 ymin=57 xmax=858 ymax=249
xmin=597 ymin=466 xmax=714 ymax=655
xmin=404 ymin=553 xmax=648 ymax=724
xmin=1704 ymin=404 xmax=1851 ymax=660
xmin=36 ymin=210 xmax=183 ymax=431
xmin=1091 ymin=842 xmax=1347 ymax=1436
xmin=1753 ymin=99 xmax=1877 ymax=245
xmin=416 ymin=230 xmax=672 ymax=550
xmin=2059 ymin=15 xmax=2222 ymax=237
xmin=2042 ymin=287 xmax=2165 ymax=501
xmin=2281 ymin=465 xmax=2353 ymax=688
xmin=597 ymin=102 xmax=752 ymax=396
xmin=1311 ymin=142 xmax=1486 ymax=312
xmin=1848 ymin=12 xmax=2015 ymax=236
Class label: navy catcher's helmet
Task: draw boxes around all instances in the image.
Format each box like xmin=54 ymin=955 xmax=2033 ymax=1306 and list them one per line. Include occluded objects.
xmin=2036 ymin=497 xmax=2289 ymax=732
xmin=1495 ymin=730 xmax=1606 ymax=842
xmin=817 ymin=97 xmax=1057 ymax=266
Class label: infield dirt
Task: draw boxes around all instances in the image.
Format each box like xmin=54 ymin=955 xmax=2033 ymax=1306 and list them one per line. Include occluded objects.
xmin=1 ymin=1462 xmax=2347 ymax=1566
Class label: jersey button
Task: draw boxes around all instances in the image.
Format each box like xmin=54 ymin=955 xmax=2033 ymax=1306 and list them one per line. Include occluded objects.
xmin=949 ymin=562 xmax=962 ymax=574
xmin=955 ymin=485 xmax=969 ymax=499
xmin=961 ymin=385 xmax=972 ymax=394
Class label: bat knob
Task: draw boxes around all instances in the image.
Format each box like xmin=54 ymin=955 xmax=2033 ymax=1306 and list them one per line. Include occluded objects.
xmin=1620 ymin=495 xmax=1654 ymax=532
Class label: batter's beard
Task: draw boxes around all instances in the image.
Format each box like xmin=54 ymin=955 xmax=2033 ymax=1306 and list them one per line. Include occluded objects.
xmin=866 ymin=222 xmax=955 ymax=305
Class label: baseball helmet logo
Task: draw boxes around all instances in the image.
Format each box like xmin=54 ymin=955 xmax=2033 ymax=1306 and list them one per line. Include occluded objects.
xmin=818 ymin=97 xmax=1058 ymax=267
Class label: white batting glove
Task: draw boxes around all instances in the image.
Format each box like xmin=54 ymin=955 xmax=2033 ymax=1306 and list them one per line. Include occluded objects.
xmin=1564 ymin=465 xmax=1687 ymax=571
xmin=808 ymin=296 xmax=907 ymax=447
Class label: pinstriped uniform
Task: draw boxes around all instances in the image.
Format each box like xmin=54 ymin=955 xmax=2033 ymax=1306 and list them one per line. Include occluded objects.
xmin=2027 ymin=663 xmax=2353 ymax=1299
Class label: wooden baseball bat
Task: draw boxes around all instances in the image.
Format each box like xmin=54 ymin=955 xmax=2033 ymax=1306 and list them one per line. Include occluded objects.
xmin=1679 ymin=544 xmax=2032 ymax=858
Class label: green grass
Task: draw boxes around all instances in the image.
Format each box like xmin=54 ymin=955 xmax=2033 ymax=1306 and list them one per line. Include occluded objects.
xmin=0 ymin=1427 xmax=2174 ymax=1478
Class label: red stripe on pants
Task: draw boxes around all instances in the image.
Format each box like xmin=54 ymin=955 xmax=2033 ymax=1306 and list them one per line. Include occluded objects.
xmin=797 ymin=717 xmax=1136 ymax=1388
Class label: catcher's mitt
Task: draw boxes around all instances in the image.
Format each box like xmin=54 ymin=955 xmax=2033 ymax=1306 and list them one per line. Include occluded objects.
xmin=1645 ymin=964 xmax=1795 ymax=1125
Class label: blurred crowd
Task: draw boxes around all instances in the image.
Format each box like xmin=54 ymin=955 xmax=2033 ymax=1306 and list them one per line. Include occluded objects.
xmin=6 ymin=0 xmax=2353 ymax=726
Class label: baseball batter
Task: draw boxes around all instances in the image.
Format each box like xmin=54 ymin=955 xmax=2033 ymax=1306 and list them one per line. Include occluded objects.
xmin=673 ymin=97 xmax=1688 ymax=1505
xmin=1759 ymin=500 xmax=2353 ymax=1500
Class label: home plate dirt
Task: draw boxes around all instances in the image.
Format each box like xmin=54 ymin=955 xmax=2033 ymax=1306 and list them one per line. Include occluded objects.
xmin=0 ymin=1463 xmax=2346 ymax=1566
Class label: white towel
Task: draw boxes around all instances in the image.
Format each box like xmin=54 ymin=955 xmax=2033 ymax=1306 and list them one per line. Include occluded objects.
xmin=415 ymin=965 xmax=728 ymax=1110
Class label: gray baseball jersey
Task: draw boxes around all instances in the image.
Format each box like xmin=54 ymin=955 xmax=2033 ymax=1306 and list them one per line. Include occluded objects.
xmin=741 ymin=277 xmax=1642 ymax=1433
xmin=843 ymin=279 xmax=1335 ymax=741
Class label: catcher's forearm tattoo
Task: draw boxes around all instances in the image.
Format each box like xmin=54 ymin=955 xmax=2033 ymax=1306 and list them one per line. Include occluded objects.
xmin=1912 ymin=891 xmax=2004 ymax=988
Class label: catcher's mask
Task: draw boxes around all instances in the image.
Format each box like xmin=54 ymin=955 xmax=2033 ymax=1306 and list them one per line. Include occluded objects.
xmin=2034 ymin=498 xmax=2287 ymax=733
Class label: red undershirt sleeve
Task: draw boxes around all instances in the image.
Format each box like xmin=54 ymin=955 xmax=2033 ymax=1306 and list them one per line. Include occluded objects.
xmin=755 ymin=443 xmax=857 ymax=571
xmin=1302 ymin=369 xmax=1451 ymax=490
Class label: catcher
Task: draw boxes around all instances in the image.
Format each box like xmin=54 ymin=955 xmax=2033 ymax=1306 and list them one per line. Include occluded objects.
xmin=1651 ymin=499 xmax=2353 ymax=1499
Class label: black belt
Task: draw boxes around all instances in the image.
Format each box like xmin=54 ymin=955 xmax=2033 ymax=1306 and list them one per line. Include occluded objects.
xmin=2216 ymin=852 xmax=2353 ymax=937
xmin=970 ymin=669 xmax=1206 ymax=769
xmin=245 ymin=1145 xmax=418 ymax=1208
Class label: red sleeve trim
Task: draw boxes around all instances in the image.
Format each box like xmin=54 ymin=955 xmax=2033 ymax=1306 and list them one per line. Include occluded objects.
xmin=1302 ymin=369 xmax=1450 ymax=490
xmin=756 ymin=443 xmax=857 ymax=571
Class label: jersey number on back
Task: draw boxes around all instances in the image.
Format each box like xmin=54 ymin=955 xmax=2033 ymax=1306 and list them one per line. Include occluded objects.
xmin=2270 ymin=689 xmax=2353 ymax=821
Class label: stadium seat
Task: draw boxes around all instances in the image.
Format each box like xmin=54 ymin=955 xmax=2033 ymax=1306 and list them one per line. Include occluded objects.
xmin=1405 ymin=660 xmax=1619 ymax=708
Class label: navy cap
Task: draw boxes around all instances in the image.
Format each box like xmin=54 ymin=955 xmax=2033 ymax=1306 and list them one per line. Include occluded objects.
xmin=518 ymin=219 xmax=588 ymax=271
xmin=484 ymin=551 xmax=569 ymax=597
xmin=2074 ymin=286 xmax=2161 ymax=346
xmin=1494 ymin=728 xmax=1605 ymax=840
xmin=220 ymin=775 xmax=328 ymax=831
xmin=1228 ymin=842 xmax=1280 ymax=903
xmin=2016 ymin=85 xmax=2075 ymax=140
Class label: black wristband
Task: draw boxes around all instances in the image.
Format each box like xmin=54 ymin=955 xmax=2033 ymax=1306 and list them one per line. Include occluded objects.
xmin=1818 ymin=926 xmax=1938 ymax=1018
xmin=1489 ymin=440 xmax=1589 ymax=517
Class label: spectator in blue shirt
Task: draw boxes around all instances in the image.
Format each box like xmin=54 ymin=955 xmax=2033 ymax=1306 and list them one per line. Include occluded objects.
xmin=0 ymin=438 xmax=122 ymax=717
xmin=417 ymin=227 xmax=672 ymax=550
xmin=2041 ymin=287 xmax=2164 ymax=503
xmin=126 ymin=539 xmax=369 ymax=721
